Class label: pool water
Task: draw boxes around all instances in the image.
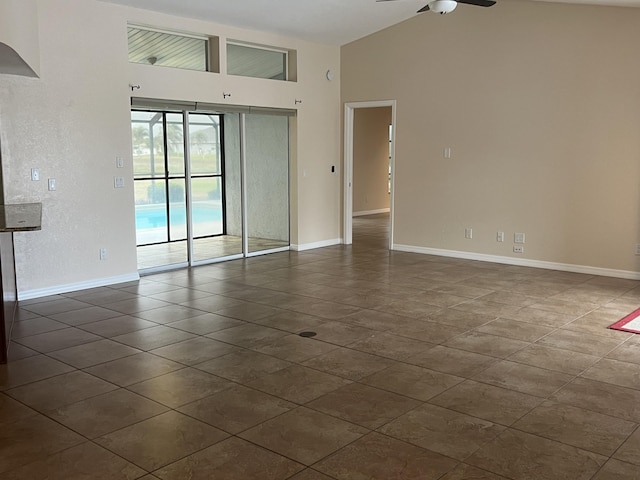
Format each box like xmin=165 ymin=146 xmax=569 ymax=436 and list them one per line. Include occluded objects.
xmin=135 ymin=203 xmax=222 ymax=229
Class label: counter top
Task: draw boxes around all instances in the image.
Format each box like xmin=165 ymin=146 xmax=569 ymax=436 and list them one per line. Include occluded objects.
xmin=0 ymin=203 xmax=42 ymax=232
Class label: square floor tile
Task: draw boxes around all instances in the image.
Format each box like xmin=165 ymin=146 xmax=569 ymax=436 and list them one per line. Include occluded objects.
xmin=581 ymin=358 xmax=640 ymax=390
xmin=21 ymin=298 xmax=93 ymax=316
xmin=247 ymin=365 xmax=351 ymax=404
xmin=49 ymin=306 xmax=122 ymax=326
xmin=379 ymin=403 xmax=505 ymax=460
xmin=507 ymin=344 xmax=600 ymax=375
xmin=96 ymin=411 xmax=228 ymax=471
xmin=47 ymin=388 xmax=168 ymax=438
xmin=550 ymin=377 xmax=640 ymax=423
xmin=429 ymin=380 xmax=542 ymax=426
xmin=475 ymin=318 xmax=554 ymax=343
xmin=154 ymin=437 xmax=303 ymax=480
xmin=408 ymin=345 xmax=496 ymax=377
xmin=513 ymin=401 xmax=636 ymax=456
xmin=80 ymin=315 xmax=158 ymax=337
xmin=613 ymin=426 xmax=640 ymax=466
xmin=48 ymin=339 xmax=141 ymax=368
xmin=426 ymin=309 xmax=496 ymax=330
xmin=307 ymin=321 xmax=378 ymax=346
xmin=438 ymin=463 xmax=508 ymax=479
xmin=178 ymin=384 xmax=295 ymax=434
xmin=0 ymin=393 xmax=36 ymax=426
xmin=390 ymin=319 xmax=468 ymax=344
xmin=102 ymin=297 xmax=171 ymax=315
xmin=150 ymin=336 xmax=239 ymax=365
xmin=0 ymin=414 xmax=84 ymax=473
xmin=444 ymin=331 xmax=529 ymax=359
xmin=302 ymin=347 xmax=396 ymax=380
xmin=3 ymin=441 xmax=145 ymax=480
xmin=128 ymin=367 xmax=232 ymax=408
xmin=194 ymin=350 xmax=292 ymax=383
xmin=288 ymin=469 xmax=335 ymax=480
xmin=0 ymin=355 xmax=74 ymax=391
xmin=314 ymin=432 xmax=458 ymax=480
xmin=348 ymin=332 xmax=433 ymax=361
xmin=307 ymin=382 xmax=420 ymax=429
xmin=360 ymin=363 xmax=463 ymax=401
xmin=10 ymin=317 xmax=68 ymax=338
xmin=592 ymin=459 xmax=640 ymax=480
xmin=111 ymin=325 xmax=196 ymax=351
xmin=239 ymin=406 xmax=367 ymax=465
xmin=15 ymin=328 xmax=102 ymax=353
xmin=7 ymin=370 xmax=117 ymax=411
xmin=134 ymin=305 xmax=208 ymax=324
xmin=537 ymin=329 xmax=625 ymax=357
xmin=84 ymin=353 xmax=184 ymax=387
xmin=472 ymin=360 xmax=573 ymax=397
xmin=207 ymin=324 xmax=289 ymax=349
xmin=166 ymin=313 xmax=244 ymax=335
xmin=466 ymin=429 xmax=606 ymax=480
xmin=253 ymin=334 xmax=339 ymax=363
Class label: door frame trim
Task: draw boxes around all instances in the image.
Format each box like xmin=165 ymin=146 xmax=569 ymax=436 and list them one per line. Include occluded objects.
xmin=343 ymin=100 xmax=397 ymax=248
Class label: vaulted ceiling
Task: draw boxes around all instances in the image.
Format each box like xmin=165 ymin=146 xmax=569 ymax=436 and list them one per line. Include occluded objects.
xmin=100 ymin=0 xmax=640 ymax=45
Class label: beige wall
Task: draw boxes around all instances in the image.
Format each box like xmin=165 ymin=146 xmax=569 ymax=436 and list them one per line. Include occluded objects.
xmin=342 ymin=0 xmax=640 ymax=275
xmin=0 ymin=0 xmax=341 ymax=297
xmin=353 ymin=107 xmax=391 ymax=214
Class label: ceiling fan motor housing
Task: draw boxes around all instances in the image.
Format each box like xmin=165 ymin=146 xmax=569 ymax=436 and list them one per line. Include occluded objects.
xmin=429 ymin=0 xmax=458 ymax=14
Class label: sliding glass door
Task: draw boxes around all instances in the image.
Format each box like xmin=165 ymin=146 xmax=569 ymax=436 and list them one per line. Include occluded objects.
xmin=131 ymin=107 xmax=290 ymax=271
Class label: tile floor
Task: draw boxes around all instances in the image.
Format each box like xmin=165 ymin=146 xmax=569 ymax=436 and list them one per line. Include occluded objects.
xmin=137 ymin=236 xmax=289 ymax=270
xmin=2 ymin=214 xmax=640 ymax=479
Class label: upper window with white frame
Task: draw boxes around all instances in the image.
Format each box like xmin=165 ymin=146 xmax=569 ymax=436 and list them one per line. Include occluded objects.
xmin=128 ymin=26 xmax=209 ymax=72
xmin=226 ymin=42 xmax=288 ymax=81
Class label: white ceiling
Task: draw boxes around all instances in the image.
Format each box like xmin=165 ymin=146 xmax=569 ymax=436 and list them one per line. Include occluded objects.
xmin=99 ymin=0 xmax=640 ymax=45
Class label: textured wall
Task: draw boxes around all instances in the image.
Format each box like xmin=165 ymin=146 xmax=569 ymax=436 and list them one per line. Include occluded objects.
xmin=0 ymin=0 xmax=340 ymax=296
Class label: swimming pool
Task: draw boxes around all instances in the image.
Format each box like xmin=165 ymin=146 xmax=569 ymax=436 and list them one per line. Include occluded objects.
xmin=135 ymin=202 xmax=222 ymax=229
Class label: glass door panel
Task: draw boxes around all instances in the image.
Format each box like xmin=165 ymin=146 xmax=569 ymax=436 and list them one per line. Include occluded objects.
xmin=244 ymin=114 xmax=290 ymax=253
xmin=132 ymin=110 xmax=187 ymax=269
xmin=191 ymin=113 xmax=242 ymax=262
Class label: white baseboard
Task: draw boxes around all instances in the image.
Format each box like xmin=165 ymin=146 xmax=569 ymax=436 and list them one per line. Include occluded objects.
xmin=18 ymin=272 xmax=141 ymax=301
xmin=353 ymin=208 xmax=390 ymax=217
xmin=392 ymin=244 xmax=640 ymax=281
xmin=291 ymin=238 xmax=343 ymax=252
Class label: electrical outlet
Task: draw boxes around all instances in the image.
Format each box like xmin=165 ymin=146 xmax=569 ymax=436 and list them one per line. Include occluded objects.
xmin=514 ymin=232 xmax=526 ymax=244
xmin=513 ymin=245 xmax=524 ymax=254
xmin=465 ymin=227 xmax=473 ymax=239
xmin=31 ymin=168 xmax=40 ymax=181
xmin=99 ymin=248 xmax=108 ymax=260
xmin=114 ymin=177 xmax=125 ymax=188
xmin=497 ymin=231 xmax=505 ymax=242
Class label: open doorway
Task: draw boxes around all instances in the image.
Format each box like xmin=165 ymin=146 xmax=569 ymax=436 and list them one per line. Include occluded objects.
xmin=344 ymin=101 xmax=396 ymax=249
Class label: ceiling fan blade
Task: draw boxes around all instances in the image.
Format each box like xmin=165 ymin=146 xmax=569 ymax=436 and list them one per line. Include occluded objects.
xmin=456 ymin=0 xmax=497 ymax=7
xmin=417 ymin=5 xmax=431 ymax=12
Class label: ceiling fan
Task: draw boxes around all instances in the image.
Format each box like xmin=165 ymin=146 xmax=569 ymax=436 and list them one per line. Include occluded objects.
xmin=378 ymin=0 xmax=496 ymax=15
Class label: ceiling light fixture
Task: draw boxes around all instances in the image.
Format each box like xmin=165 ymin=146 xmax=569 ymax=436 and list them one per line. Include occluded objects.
xmin=428 ymin=0 xmax=458 ymax=14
